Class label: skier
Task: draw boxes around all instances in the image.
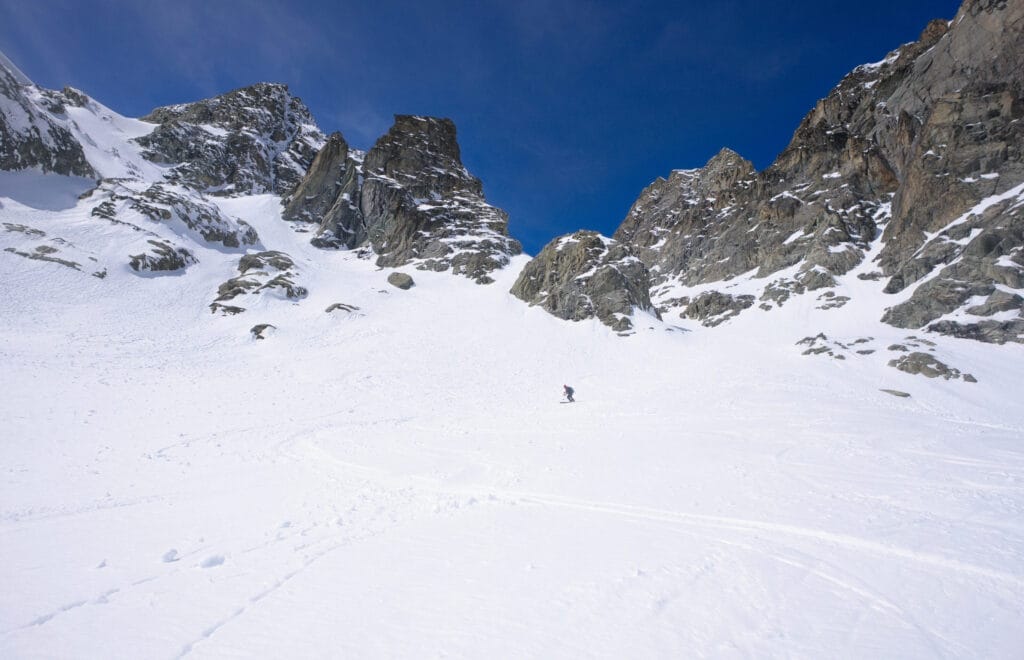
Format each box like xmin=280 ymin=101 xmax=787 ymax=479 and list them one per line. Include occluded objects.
xmin=563 ymin=384 xmax=575 ymax=403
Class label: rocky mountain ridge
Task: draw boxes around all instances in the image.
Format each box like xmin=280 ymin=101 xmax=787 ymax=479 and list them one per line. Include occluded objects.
xmin=0 ymin=55 xmax=521 ymax=302
xmin=1 ymin=0 xmax=1022 ymax=345
xmin=137 ymin=82 xmax=325 ymax=197
xmin=0 ymin=52 xmax=94 ymax=178
xmin=594 ymin=0 xmax=1024 ymax=342
xmin=284 ymin=114 xmax=522 ymax=283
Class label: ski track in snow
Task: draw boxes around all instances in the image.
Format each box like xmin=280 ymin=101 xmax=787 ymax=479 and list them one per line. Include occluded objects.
xmin=2 ymin=186 xmax=1024 ymax=658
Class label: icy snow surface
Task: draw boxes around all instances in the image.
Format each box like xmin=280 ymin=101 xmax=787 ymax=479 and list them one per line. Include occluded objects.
xmin=1 ymin=190 xmax=1023 ymax=659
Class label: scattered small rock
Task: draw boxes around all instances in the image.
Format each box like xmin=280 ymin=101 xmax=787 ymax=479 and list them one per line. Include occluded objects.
xmin=210 ymin=303 xmax=245 ymax=315
xmin=880 ymin=388 xmax=911 ymax=398
xmin=816 ymin=290 xmax=851 ymax=310
xmin=325 ymin=302 xmax=361 ymax=313
xmin=250 ymin=324 xmax=276 ymax=340
xmin=387 ymin=272 xmax=415 ymax=290
xmin=797 ymin=333 xmax=874 ymax=360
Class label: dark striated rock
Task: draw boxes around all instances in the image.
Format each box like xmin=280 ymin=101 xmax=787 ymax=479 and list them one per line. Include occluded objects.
xmin=88 ymin=181 xmax=259 ymax=250
xmin=359 ymin=115 xmax=522 ymax=283
xmin=612 ymin=2 xmax=1024 ymax=343
xmin=325 ymin=302 xmax=360 ymax=314
xmin=888 ymin=351 xmax=977 ymax=382
xmin=137 ymin=82 xmax=324 ymax=196
xmin=128 ymin=239 xmax=197 ymax=273
xmin=250 ymin=324 xmax=276 ymax=340
xmin=213 ymin=250 xmax=306 ymax=311
xmin=0 ymin=52 xmax=95 ymax=177
xmin=281 ymin=115 xmax=521 ymax=283
xmin=510 ymin=230 xmax=658 ymax=332
xmin=281 ymin=132 xmax=366 ymax=248
xmin=387 ymin=272 xmax=415 ymax=290
xmin=209 ymin=303 xmax=245 ymax=316
xmin=682 ymin=291 xmax=754 ymax=327
xmin=927 ymin=318 xmax=1024 ymax=344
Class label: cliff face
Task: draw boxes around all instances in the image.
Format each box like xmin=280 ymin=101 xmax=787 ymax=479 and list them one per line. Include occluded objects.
xmin=0 ymin=52 xmax=95 ymax=178
xmin=137 ymin=82 xmax=325 ymax=197
xmin=509 ymin=230 xmax=658 ymax=333
xmin=614 ymin=0 xmax=1024 ymax=343
xmin=284 ymin=115 xmax=522 ymax=284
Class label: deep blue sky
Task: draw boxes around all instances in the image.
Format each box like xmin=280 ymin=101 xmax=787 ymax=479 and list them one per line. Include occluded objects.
xmin=1 ymin=0 xmax=962 ymax=254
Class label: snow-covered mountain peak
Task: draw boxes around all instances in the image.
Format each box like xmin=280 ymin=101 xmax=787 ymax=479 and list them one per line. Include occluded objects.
xmin=137 ymin=82 xmax=325 ymax=197
xmin=604 ymin=0 xmax=1024 ymax=343
xmin=2 ymin=4 xmax=1024 ymax=657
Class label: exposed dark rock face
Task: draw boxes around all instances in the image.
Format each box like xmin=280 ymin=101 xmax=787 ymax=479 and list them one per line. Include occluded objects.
xmin=888 ymin=351 xmax=977 ymax=382
xmin=325 ymin=302 xmax=360 ymax=314
xmin=681 ymin=291 xmax=754 ymax=327
xmin=128 ymin=239 xmax=197 ymax=273
xmin=612 ymin=2 xmax=1024 ymax=343
xmin=87 ymin=181 xmax=259 ymax=250
xmin=361 ymin=115 xmax=521 ymax=283
xmin=136 ymin=82 xmax=324 ymax=196
xmin=510 ymin=230 xmax=658 ymax=332
xmin=211 ymin=250 xmax=306 ymax=314
xmin=283 ymin=115 xmax=521 ymax=283
xmin=0 ymin=53 xmax=95 ymax=177
xmin=281 ymin=132 xmax=366 ymax=248
xmin=250 ymin=324 xmax=276 ymax=340
xmin=387 ymin=272 xmax=415 ymax=290
xmin=927 ymin=318 xmax=1024 ymax=344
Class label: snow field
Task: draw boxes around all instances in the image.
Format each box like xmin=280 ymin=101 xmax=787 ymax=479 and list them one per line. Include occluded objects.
xmin=1 ymin=191 xmax=1023 ymax=658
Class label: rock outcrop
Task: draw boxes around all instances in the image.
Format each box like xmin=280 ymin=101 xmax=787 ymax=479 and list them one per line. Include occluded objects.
xmin=210 ymin=250 xmax=307 ymax=315
xmin=889 ymin=352 xmax=977 ymax=382
xmin=281 ymin=132 xmax=366 ymax=248
xmin=1 ymin=221 xmax=109 ymax=278
xmin=137 ymin=82 xmax=325 ymax=196
xmin=285 ymin=115 xmax=522 ymax=284
xmin=128 ymin=239 xmax=197 ymax=273
xmin=612 ymin=0 xmax=1024 ymax=343
xmin=88 ymin=180 xmax=259 ymax=250
xmin=682 ymin=291 xmax=755 ymax=327
xmin=387 ymin=272 xmax=415 ymax=290
xmin=0 ymin=51 xmax=95 ymax=177
xmin=510 ymin=230 xmax=658 ymax=332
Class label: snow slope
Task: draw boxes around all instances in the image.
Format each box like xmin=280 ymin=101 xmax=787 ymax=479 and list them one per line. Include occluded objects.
xmin=1 ymin=186 xmax=1024 ymax=659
